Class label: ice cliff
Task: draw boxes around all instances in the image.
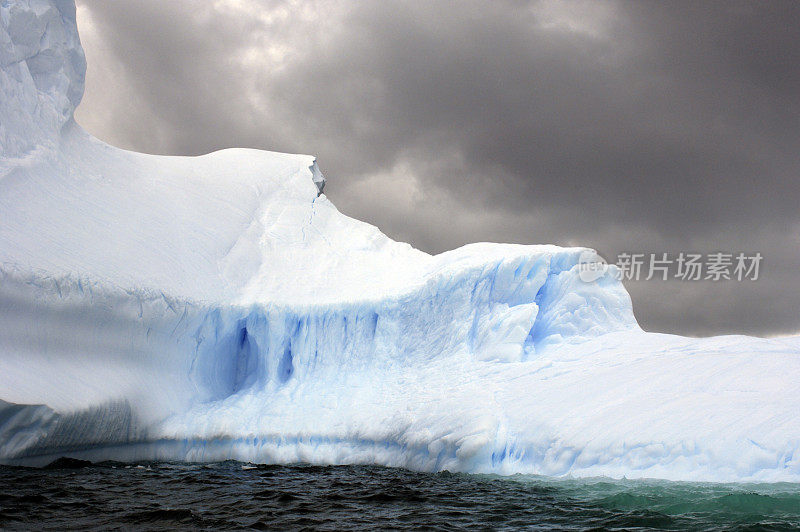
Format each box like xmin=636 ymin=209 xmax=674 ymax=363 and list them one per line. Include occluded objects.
xmin=1 ymin=0 xmax=799 ymax=481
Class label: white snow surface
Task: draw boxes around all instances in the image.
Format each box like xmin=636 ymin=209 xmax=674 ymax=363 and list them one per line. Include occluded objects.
xmin=1 ymin=0 xmax=799 ymax=481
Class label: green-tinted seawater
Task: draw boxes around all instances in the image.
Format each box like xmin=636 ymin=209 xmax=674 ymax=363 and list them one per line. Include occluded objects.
xmin=505 ymin=474 xmax=800 ymax=529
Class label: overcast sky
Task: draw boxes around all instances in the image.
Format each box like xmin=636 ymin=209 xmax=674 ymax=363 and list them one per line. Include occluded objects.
xmin=73 ymin=0 xmax=799 ymax=337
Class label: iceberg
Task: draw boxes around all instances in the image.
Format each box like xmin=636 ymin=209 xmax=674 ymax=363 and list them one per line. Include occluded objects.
xmin=1 ymin=0 xmax=799 ymax=481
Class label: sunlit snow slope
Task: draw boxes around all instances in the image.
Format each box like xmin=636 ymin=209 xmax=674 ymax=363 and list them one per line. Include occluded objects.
xmin=1 ymin=0 xmax=799 ymax=481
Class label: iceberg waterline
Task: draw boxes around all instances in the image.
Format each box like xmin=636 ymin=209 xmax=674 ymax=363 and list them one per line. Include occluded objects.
xmin=1 ymin=0 xmax=799 ymax=481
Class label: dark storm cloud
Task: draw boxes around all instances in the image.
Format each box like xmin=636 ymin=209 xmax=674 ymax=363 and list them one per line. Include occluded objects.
xmin=74 ymin=0 xmax=800 ymax=336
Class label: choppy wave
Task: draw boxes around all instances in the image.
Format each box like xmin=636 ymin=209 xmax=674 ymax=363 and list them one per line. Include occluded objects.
xmin=3 ymin=461 xmax=800 ymax=530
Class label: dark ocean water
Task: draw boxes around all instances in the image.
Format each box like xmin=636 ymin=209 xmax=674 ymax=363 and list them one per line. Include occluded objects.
xmin=1 ymin=461 xmax=800 ymax=531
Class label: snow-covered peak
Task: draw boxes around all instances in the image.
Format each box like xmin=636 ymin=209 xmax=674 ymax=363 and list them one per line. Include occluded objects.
xmin=0 ymin=0 xmax=85 ymax=159
xmin=0 ymin=0 xmax=634 ymax=333
xmin=0 ymin=0 xmax=634 ymax=335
